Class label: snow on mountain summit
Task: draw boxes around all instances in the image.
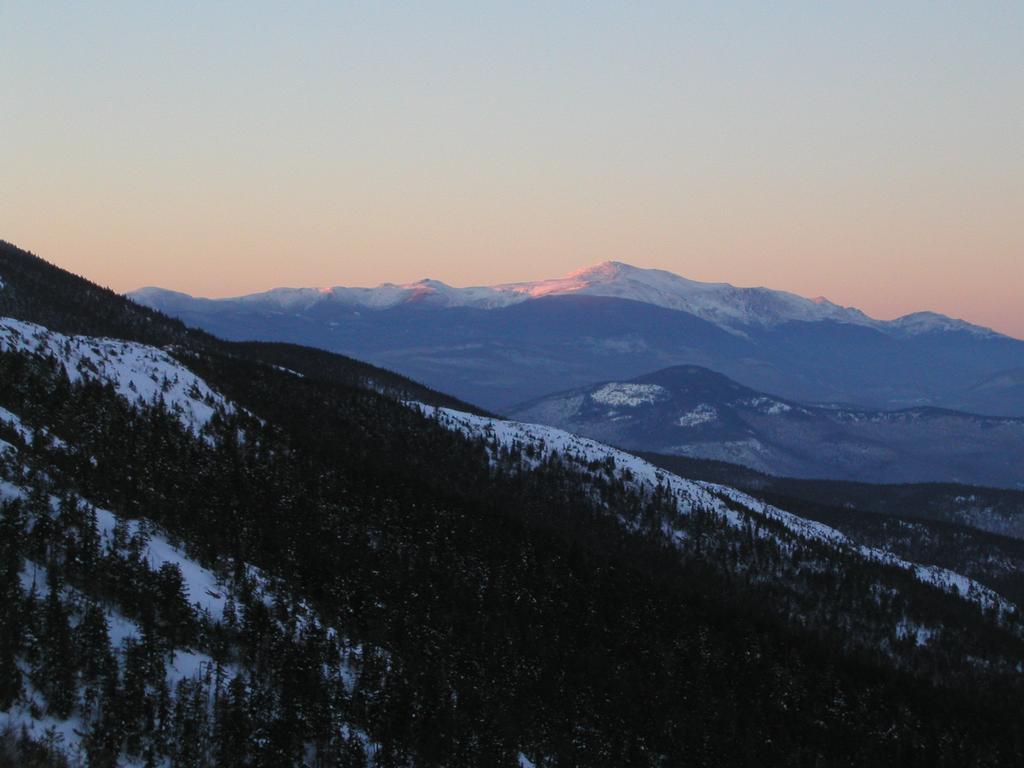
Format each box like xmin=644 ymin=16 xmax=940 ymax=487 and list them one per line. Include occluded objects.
xmin=130 ymin=261 xmax=1001 ymax=337
xmin=888 ymin=311 xmax=998 ymax=337
xmin=494 ymin=260 xmax=876 ymax=330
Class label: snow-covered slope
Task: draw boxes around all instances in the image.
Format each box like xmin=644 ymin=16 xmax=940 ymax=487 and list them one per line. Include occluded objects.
xmin=0 ymin=479 xmax=230 ymax=623
xmin=131 ymin=261 xmax=1001 ymax=338
xmin=414 ymin=403 xmax=1016 ymax=617
xmin=0 ymin=423 xmax=378 ymax=764
xmin=0 ymin=316 xmax=234 ymax=435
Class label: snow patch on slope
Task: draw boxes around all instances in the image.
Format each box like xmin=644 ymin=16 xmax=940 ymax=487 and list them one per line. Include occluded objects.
xmin=95 ymin=507 xmax=228 ymax=621
xmin=0 ymin=404 xmax=66 ymax=449
xmin=591 ymin=382 xmax=667 ymax=407
xmin=0 ymin=317 xmax=233 ymax=435
xmin=0 ymin=478 xmax=229 ymax=621
xmin=678 ymin=404 xmax=718 ymax=427
xmin=740 ymin=397 xmax=793 ymax=415
xmin=0 ymin=405 xmax=34 ymax=444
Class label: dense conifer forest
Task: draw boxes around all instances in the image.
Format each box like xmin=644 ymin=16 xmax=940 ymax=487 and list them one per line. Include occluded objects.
xmin=2 ymin=241 xmax=1024 ymax=766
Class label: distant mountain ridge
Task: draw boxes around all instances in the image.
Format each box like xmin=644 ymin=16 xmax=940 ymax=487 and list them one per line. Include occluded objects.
xmin=133 ymin=260 xmax=1004 ymax=338
xmin=129 ymin=261 xmax=1024 ymax=417
xmin=510 ymin=364 xmax=1024 ymax=489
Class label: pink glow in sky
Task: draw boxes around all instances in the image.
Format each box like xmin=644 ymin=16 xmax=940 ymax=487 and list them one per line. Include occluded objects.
xmin=2 ymin=3 xmax=1021 ymax=338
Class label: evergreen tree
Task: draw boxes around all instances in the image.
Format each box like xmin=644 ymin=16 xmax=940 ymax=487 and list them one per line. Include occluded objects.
xmin=214 ymin=675 xmax=252 ymax=767
xmin=75 ymin=602 xmax=112 ymax=684
xmin=0 ymin=500 xmax=25 ymax=708
xmin=36 ymin=579 xmax=75 ymax=718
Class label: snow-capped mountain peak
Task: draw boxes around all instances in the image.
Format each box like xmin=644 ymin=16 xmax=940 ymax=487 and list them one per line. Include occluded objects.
xmin=492 ymin=261 xmax=874 ymax=330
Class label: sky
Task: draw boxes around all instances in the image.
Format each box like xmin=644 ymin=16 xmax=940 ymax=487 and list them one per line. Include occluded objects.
xmin=2 ymin=2 xmax=1022 ymax=337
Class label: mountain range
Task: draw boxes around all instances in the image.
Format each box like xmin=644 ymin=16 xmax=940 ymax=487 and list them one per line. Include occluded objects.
xmin=132 ymin=261 xmax=999 ymax=336
xmin=131 ymin=261 xmax=1024 ymax=416
xmin=510 ymin=365 xmax=1024 ymax=489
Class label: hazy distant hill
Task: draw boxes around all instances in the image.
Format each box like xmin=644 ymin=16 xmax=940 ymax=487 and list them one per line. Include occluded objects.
xmin=510 ymin=364 xmax=1024 ymax=489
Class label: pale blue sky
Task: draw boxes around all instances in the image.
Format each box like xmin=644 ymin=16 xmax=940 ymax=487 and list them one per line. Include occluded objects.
xmin=2 ymin=2 xmax=1022 ymax=335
